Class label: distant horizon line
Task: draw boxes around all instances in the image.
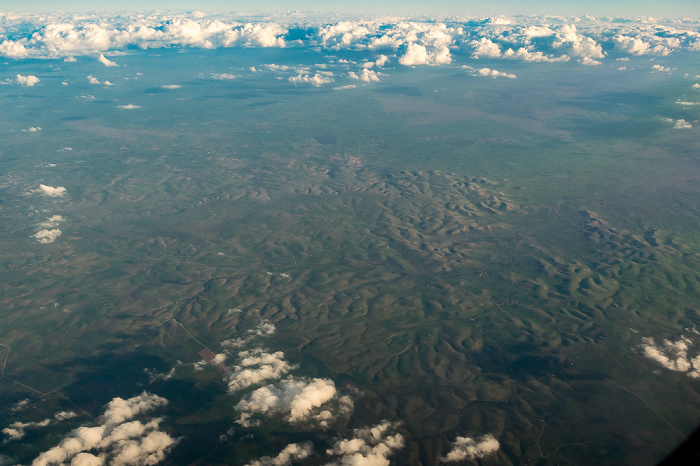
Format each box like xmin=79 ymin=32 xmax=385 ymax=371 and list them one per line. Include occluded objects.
xmin=3 ymin=9 xmax=700 ymax=20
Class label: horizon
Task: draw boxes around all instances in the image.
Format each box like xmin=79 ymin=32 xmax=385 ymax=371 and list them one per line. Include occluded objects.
xmin=4 ymin=0 xmax=700 ymax=19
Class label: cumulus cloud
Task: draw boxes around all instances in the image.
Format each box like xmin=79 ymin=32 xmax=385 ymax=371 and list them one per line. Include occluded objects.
xmin=11 ymin=399 xmax=31 ymax=412
xmin=16 ymin=74 xmax=40 ymax=86
xmin=348 ymin=68 xmax=380 ymax=83
xmin=235 ymin=378 xmax=352 ymax=428
xmin=161 ymin=84 xmax=182 ymax=89
xmin=3 ymin=419 xmax=51 ymax=441
xmin=38 ymin=215 xmax=64 ymax=228
xmin=245 ymin=442 xmax=314 ymax=466
xmin=399 ymin=43 xmax=451 ymax=66
xmin=87 ymin=75 xmax=112 ymax=86
xmin=33 ymin=229 xmax=62 ymax=244
xmin=194 ymin=351 xmax=227 ymax=371
xmin=37 ymin=184 xmax=66 ymax=197
xmin=642 ymin=336 xmax=700 ymax=377
xmin=651 ymin=64 xmax=670 ymax=72
xmin=326 ymin=421 xmax=404 ymax=466
xmin=22 ymin=126 xmax=41 ymax=132
xmin=2 ymin=14 xmax=700 ymax=69
xmin=441 ymin=434 xmax=500 ymax=462
xmin=220 ymin=320 xmax=276 ymax=349
xmin=97 ymin=53 xmax=118 ymax=67
xmin=693 ymin=83 xmax=700 ymax=89
xmin=226 ymin=348 xmax=296 ymax=392
xmin=0 ymin=40 xmax=29 ymax=58
xmin=614 ymin=35 xmax=671 ymax=56
xmin=55 ymin=411 xmax=79 ymax=421
xmin=32 ymin=392 xmax=175 ymax=466
xmin=117 ymin=104 xmax=141 ymax=109
xmin=373 ymin=54 xmax=389 ymax=67
xmin=289 ymin=72 xmax=334 ymax=86
xmin=210 ymin=73 xmax=238 ymax=80
xmin=502 ymin=47 xmax=569 ymax=63
xmin=3 ymin=411 xmax=76 ymax=442
xmin=470 ymin=37 xmax=502 ymax=58
xmin=463 ymin=66 xmax=516 ymax=79
xmin=143 ymin=366 xmax=177 ymax=383
xmin=581 ymin=57 xmax=602 ymax=65
xmin=674 ymin=119 xmax=693 ymax=129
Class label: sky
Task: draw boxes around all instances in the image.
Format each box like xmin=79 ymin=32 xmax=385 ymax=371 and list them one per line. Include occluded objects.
xmin=6 ymin=0 xmax=700 ymax=17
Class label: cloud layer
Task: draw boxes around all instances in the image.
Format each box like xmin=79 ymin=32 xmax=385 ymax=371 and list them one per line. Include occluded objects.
xmin=32 ymin=392 xmax=176 ymax=466
xmin=235 ymin=377 xmax=353 ymax=428
xmin=326 ymin=421 xmax=405 ymax=465
xmin=440 ymin=434 xmax=500 ymax=462
xmin=641 ymin=335 xmax=700 ymax=378
xmin=1 ymin=13 xmax=698 ymax=68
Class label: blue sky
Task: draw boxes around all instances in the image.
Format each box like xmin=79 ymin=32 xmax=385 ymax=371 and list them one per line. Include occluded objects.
xmin=8 ymin=0 xmax=700 ymax=17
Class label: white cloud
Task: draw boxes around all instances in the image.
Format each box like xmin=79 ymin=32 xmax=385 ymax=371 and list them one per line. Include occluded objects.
xmin=289 ymin=72 xmax=334 ymax=86
xmin=334 ymin=84 xmax=357 ymax=90
xmin=348 ymin=68 xmax=380 ymax=83
xmin=374 ymin=54 xmax=389 ymax=67
xmin=642 ymin=336 xmax=700 ymax=377
xmin=581 ymin=57 xmax=602 ymax=65
xmin=552 ymin=24 xmax=604 ymax=60
xmin=117 ymin=104 xmax=141 ymax=109
xmin=464 ymin=66 xmax=516 ymax=79
xmin=38 ymin=184 xmax=66 ymax=197
xmin=235 ymin=378 xmax=352 ymax=428
xmin=22 ymin=126 xmax=42 ymax=132
xmin=676 ymin=100 xmax=699 ymax=106
xmin=326 ymin=421 xmax=404 ymax=466
xmin=674 ymin=119 xmax=693 ymax=129
xmin=32 ymin=392 xmax=175 ymax=466
xmin=210 ymin=73 xmax=238 ymax=80
xmin=161 ymin=84 xmax=182 ymax=89
xmin=55 ymin=411 xmax=78 ymax=421
xmin=38 ymin=215 xmax=64 ymax=228
xmin=264 ymin=64 xmax=291 ymax=71
xmin=440 ymin=434 xmax=500 ymax=462
xmin=220 ymin=320 xmax=276 ymax=349
xmin=651 ymin=64 xmax=670 ymax=72
xmin=143 ymin=366 xmax=176 ymax=383
xmin=0 ymin=40 xmax=29 ymax=58
xmin=1 ymin=14 xmax=698 ymax=72
xmin=470 ymin=37 xmax=502 ymax=58
xmin=693 ymin=83 xmax=700 ymax=89
xmin=3 ymin=411 xmax=75 ymax=441
xmin=194 ymin=352 xmax=227 ymax=371
xmin=64 ymin=56 xmax=77 ymax=62
xmin=11 ymin=399 xmax=31 ymax=412
xmin=3 ymin=419 xmax=51 ymax=441
xmin=245 ymin=442 xmax=314 ymax=466
xmin=226 ymin=349 xmax=296 ymax=392
xmin=87 ymin=75 xmax=112 ymax=86
xmin=502 ymin=47 xmax=569 ymax=63
xmin=398 ymin=43 xmax=451 ymax=66
xmin=97 ymin=53 xmax=118 ymax=67
xmin=614 ymin=35 xmax=671 ymax=56
xmin=33 ymin=229 xmax=61 ymax=243
xmin=16 ymin=74 xmax=40 ymax=86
